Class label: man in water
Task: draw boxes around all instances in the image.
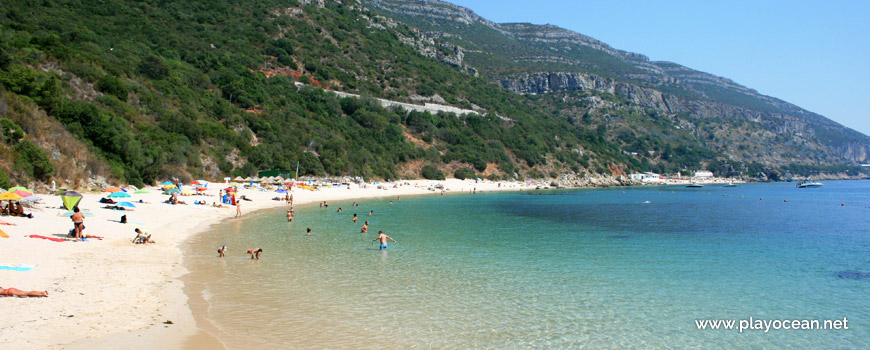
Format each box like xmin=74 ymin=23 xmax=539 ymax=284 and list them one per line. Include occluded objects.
xmin=287 ymin=209 xmax=293 ymax=222
xmin=373 ymin=230 xmax=396 ymax=250
xmin=361 ymin=221 xmax=368 ymax=233
xmin=247 ymin=248 xmax=263 ymax=260
xmin=352 ymin=213 xmax=358 ymax=223
xmin=306 ymin=227 xmax=311 ymax=236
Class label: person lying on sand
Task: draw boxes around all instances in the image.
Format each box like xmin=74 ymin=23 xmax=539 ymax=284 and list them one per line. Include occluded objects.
xmin=0 ymin=286 xmax=48 ymax=297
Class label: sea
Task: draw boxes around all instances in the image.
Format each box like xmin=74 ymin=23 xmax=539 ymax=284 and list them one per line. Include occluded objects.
xmin=183 ymin=180 xmax=870 ymax=349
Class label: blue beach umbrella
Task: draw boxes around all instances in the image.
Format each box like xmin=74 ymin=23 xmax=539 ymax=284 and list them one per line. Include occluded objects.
xmin=60 ymin=211 xmax=94 ymax=217
xmin=275 ymin=189 xmax=287 ymax=193
xmin=116 ymin=202 xmax=136 ymax=208
xmin=108 ymin=192 xmax=131 ymax=198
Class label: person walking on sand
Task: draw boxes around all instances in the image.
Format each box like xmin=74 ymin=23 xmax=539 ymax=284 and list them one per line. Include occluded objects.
xmin=247 ymin=248 xmax=263 ymax=260
xmin=71 ymin=207 xmax=85 ymax=241
xmin=373 ymin=231 xmax=396 ymax=250
xmin=235 ymin=201 xmax=242 ymax=218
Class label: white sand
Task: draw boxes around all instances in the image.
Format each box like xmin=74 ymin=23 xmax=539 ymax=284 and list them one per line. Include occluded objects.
xmin=0 ymin=179 xmax=534 ymax=349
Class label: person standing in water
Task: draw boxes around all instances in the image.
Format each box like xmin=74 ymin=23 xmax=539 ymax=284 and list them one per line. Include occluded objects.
xmin=352 ymin=213 xmax=358 ymax=223
xmin=306 ymin=227 xmax=312 ymax=236
xmin=247 ymin=248 xmax=263 ymax=260
xmin=287 ymin=209 xmax=293 ymax=222
xmin=361 ymin=221 xmax=368 ymax=233
xmin=235 ymin=201 xmax=242 ymax=218
xmin=373 ymin=230 xmax=396 ymax=250
xmin=218 ymin=245 xmax=228 ymax=258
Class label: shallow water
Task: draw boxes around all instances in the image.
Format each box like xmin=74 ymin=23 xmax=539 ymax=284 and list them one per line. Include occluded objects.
xmin=184 ymin=180 xmax=870 ymax=349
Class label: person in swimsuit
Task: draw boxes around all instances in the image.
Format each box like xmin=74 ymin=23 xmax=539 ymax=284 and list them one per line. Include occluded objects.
xmin=361 ymin=221 xmax=368 ymax=233
xmin=71 ymin=207 xmax=85 ymax=241
xmin=287 ymin=209 xmax=293 ymax=222
xmin=373 ymin=230 xmax=396 ymax=250
xmin=218 ymin=245 xmax=228 ymax=258
xmin=352 ymin=214 xmax=358 ymax=223
xmin=247 ymin=248 xmax=263 ymax=260
xmin=0 ymin=286 xmax=48 ymax=297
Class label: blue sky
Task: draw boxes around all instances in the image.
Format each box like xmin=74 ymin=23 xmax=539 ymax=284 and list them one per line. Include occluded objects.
xmin=450 ymin=0 xmax=870 ymax=136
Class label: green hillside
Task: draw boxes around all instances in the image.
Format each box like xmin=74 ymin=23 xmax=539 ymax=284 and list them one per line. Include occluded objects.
xmin=0 ymin=0 xmax=863 ymax=188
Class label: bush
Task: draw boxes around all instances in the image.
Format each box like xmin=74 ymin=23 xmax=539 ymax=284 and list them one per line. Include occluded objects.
xmin=0 ymin=118 xmax=24 ymax=144
xmin=96 ymin=74 xmax=128 ymax=101
xmin=421 ymin=164 xmax=445 ymax=180
xmin=13 ymin=140 xmax=54 ymax=181
xmin=137 ymin=56 xmax=170 ymax=80
xmin=0 ymin=168 xmax=10 ymax=189
xmin=453 ymin=167 xmax=476 ymax=180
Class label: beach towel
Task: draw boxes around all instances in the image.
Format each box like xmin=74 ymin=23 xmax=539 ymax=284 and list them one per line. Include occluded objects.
xmin=0 ymin=229 xmax=7 ymax=238
xmin=0 ymin=264 xmax=36 ymax=271
xmin=25 ymin=235 xmax=67 ymax=242
xmin=0 ymin=221 xmax=16 ymax=225
xmin=83 ymin=235 xmax=104 ymax=240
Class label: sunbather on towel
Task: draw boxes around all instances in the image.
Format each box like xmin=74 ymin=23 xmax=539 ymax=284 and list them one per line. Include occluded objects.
xmin=0 ymin=286 xmax=48 ymax=297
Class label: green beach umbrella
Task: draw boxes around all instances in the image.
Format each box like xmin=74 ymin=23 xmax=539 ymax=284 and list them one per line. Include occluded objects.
xmin=60 ymin=191 xmax=83 ymax=210
xmin=163 ymin=188 xmax=181 ymax=194
xmin=108 ymin=191 xmax=131 ymax=198
xmin=8 ymin=186 xmax=31 ymax=193
xmin=134 ymin=189 xmax=151 ymax=194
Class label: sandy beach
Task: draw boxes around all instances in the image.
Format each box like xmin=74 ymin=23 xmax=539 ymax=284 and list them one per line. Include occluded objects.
xmin=0 ymin=179 xmax=533 ymax=349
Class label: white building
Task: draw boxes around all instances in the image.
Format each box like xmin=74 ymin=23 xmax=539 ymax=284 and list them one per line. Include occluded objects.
xmin=629 ymin=172 xmax=663 ymax=183
xmin=694 ymin=170 xmax=714 ymax=178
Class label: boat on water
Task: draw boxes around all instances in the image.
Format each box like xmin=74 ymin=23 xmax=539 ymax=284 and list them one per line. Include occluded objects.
xmin=686 ymin=183 xmax=704 ymax=188
xmin=796 ymin=181 xmax=823 ymax=188
xmin=724 ymin=181 xmax=737 ymax=187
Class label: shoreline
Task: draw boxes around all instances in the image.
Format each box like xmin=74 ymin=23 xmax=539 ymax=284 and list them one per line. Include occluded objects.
xmin=0 ymin=179 xmax=533 ymax=349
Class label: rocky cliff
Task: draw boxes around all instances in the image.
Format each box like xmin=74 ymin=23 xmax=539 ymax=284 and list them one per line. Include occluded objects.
xmin=363 ymin=0 xmax=870 ymax=165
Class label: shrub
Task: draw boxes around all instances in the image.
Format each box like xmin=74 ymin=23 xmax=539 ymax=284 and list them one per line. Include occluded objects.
xmin=137 ymin=56 xmax=170 ymax=80
xmin=453 ymin=167 xmax=475 ymax=180
xmin=13 ymin=140 xmax=54 ymax=181
xmin=0 ymin=168 xmax=10 ymax=189
xmin=421 ymin=164 xmax=445 ymax=180
xmin=96 ymin=74 xmax=128 ymax=101
xmin=0 ymin=118 xmax=24 ymax=144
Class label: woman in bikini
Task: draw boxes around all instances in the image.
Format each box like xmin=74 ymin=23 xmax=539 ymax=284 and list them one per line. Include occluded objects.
xmin=0 ymin=286 xmax=48 ymax=297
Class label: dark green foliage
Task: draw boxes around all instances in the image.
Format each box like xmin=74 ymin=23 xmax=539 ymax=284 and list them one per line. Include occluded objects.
xmin=0 ymin=118 xmax=24 ymax=143
xmin=453 ymin=167 xmax=476 ymax=180
xmin=13 ymin=140 xmax=54 ymax=181
xmin=138 ymin=56 xmax=170 ymax=80
xmin=96 ymin=74 xmax=128 ymax=101
xmin=0 ymin=168 xmax=10 ymax=189
xmin=421 ymin=164 xmax=445 ymax=180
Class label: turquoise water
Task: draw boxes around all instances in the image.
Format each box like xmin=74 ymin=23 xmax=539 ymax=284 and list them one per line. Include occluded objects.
xmin=184 ymin=180 xmax=870 ymax=349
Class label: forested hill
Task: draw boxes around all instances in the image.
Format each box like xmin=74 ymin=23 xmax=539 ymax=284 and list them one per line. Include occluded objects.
xmin=0 ymin=0 xmax=866 ymax=189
